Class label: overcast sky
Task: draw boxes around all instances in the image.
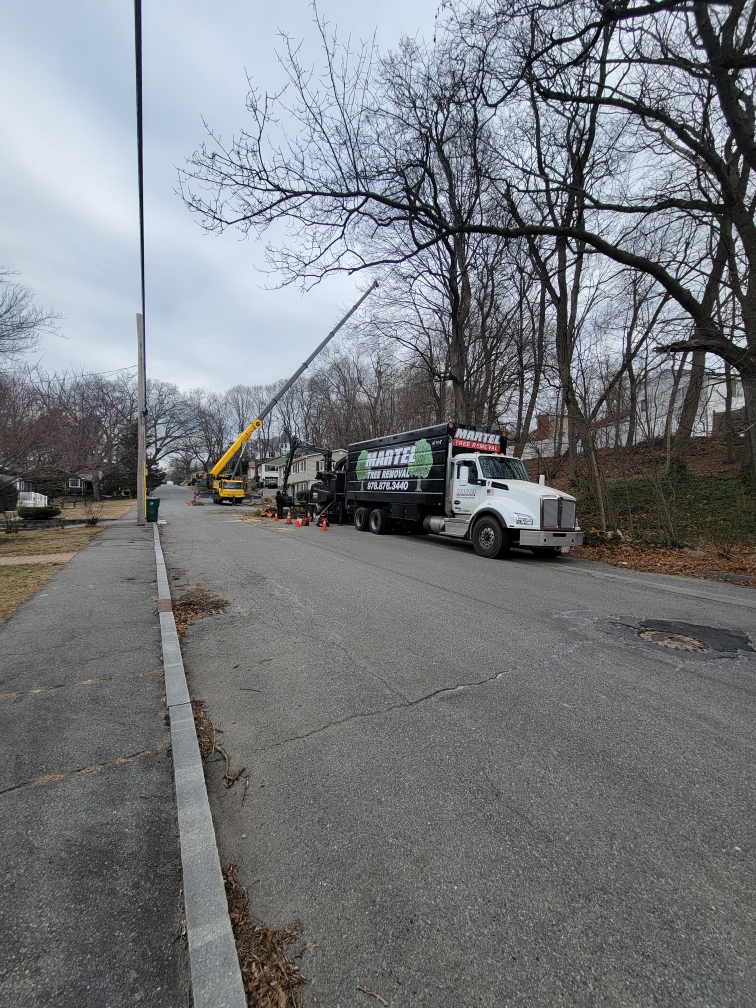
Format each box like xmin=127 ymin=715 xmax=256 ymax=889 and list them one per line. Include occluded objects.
xmin=1 ymin=1 xmax=439 ymax=391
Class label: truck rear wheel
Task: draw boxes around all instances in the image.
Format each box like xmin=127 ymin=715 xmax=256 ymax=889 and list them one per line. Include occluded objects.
xmin=354 ymin=507 xmax=370 ymax=532
xmin=472 ymin=516 xmax=510 ymax=558
xmin=369 ymin=508 xmax=390 ymax=534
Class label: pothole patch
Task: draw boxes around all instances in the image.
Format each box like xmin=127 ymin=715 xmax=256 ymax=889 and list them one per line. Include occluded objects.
xmin=637 ymin=629 xmax=709 ymax=652
xmin=597 ymin=618 xmax=755 ymax=660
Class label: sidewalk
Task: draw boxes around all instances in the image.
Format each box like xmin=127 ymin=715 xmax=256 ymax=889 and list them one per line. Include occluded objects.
xmin=0 ymin=518 xmax=191 ymax=1006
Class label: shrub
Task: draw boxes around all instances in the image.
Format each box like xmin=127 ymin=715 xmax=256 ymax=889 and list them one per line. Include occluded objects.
xmin=17 ymin=506 xmax=62 ymax=520
xmin=84 ymin=501 xmax=104 ymax=525
xmin=0 ymin=480 xmax=18 ymax=512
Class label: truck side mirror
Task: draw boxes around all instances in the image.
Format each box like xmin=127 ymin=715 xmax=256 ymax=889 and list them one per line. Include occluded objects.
xmin=458 ymin=466 xmax=469 ymax=486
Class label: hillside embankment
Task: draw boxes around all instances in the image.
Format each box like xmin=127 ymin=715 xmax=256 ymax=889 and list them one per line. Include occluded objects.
xmin=525 ymin=437 xmax=755 ymax=586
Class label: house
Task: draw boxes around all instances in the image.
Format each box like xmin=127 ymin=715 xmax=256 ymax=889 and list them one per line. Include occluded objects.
xmin=520 ymin=366 xmax=747 ymax=459
xmin=252 ymin=449 xmax=347 ymax=494
xmin=254 ymin=455 xmax=289 ymax=489
xmin=67 ymin=474 xmax=94 ymax=496
xmin=287 ymin=450 xmax=347 ymax=497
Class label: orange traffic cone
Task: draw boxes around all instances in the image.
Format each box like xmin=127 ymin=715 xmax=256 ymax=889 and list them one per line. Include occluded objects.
xmin=274 ymin=514 xmax=279 ymax=521
xmin=285 ymin=508 xmax=292 ymax=524
xmin=186 ymin=500 xmax=191 ymax=506
xmin=320 ymin=518 xmax=328 ymax=529
xmin=295 ymin=518 xmax=301 ymax=527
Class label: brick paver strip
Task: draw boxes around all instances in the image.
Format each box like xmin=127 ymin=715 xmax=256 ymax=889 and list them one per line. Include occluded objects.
xmin=0 ymin=552 xmax=75 ymax=566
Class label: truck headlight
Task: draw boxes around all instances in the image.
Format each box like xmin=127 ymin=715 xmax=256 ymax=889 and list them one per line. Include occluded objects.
xmin=514 ymin=513 xmax=534 ymax=525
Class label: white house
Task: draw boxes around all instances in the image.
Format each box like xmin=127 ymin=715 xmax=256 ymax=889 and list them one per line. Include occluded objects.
xmin=521 ymin=366 xmax=746 ymax=459
xmin=253 ymin=449 xmax=347 ymax=493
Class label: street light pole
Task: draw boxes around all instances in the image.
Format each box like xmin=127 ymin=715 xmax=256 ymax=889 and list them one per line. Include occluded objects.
xmin=136 ymin=312 xmax=147 ymax=523
xmin=134 ymin=0 xmax=147 ymax=525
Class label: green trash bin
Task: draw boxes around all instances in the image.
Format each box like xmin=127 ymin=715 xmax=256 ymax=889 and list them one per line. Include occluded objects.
xmin=146 ymin=498 xmax=160 ymax=522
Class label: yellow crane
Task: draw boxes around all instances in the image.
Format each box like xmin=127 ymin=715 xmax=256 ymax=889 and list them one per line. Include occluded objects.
xmin=195 ymin=282 xmax=377 ymax=504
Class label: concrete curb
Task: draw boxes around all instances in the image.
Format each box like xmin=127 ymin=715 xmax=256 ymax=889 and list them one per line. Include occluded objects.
xmin=152 ymin=524 xmax=246 ymax=1008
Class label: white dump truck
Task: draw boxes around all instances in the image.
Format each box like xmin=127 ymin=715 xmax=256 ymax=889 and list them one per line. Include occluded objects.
xmin=309 ymin=421 xmax=583 ymax=558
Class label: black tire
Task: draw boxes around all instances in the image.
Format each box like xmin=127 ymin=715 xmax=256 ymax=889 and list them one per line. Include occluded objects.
xmin=472 ymin=516 xmax=510 ymax=558
xmin=354 ymin=506 xmax=370 ymax=532
xmin=531 ymin=546 xmax=562 ymax=559
xmin=369 ymin=508 xmax=390 ymax=534
xmin=212 ymin=493 xmax=220 ymax=505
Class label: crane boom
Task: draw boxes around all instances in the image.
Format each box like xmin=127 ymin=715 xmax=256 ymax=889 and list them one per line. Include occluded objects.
xmin=209 ymin=281 xmax=378 ymax=478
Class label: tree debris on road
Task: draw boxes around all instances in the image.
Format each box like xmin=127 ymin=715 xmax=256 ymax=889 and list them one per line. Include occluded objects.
xmin=191 ymin=700 xmax=245 ymax=788
xmin=223 ymin=864 xmax=306 ymax=1008
xmin=172 ymin=584 xmax=229 ymax=635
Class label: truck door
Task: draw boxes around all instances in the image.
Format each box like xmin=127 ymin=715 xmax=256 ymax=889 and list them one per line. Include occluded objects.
xmin=452 ymin=460 xmax=484 ymax=516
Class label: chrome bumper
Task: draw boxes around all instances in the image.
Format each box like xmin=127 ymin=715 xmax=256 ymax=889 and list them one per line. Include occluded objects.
xmin=518 ymin=529 xmax=583 ymax=547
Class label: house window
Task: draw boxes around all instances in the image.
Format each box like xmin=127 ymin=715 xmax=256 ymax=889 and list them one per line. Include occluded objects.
xmin=68 ymin=478 xmax=81 ymax=488
xmin=264 ymin=465 xmax=278 ymax=472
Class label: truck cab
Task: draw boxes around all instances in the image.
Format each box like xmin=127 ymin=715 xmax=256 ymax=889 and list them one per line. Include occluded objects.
xmin=445 ymin=453 xmax=582 ymax=557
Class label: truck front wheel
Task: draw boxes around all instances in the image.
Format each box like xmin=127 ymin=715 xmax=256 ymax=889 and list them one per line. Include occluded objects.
xmin=369 ymin=508 xmax=390 ymax=534
xmin=354 ymin=507 xmax=370 ymax=532
xmin=472 ymin=517 xmax=510 ymax=558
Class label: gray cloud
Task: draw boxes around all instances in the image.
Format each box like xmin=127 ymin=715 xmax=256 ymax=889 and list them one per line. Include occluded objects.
xmin=1 ymin=0 xmax=438 ymax=389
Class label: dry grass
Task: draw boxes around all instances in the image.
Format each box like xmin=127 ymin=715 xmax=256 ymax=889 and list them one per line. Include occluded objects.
xmin=0 ymin=526 xmax=104 ymax=558
xmin=57 ymin=498 xmax=136 ymax=520
xmin=223 ymin=865 xmax=306 ymax=1008
xmin=0 ymin=564 xmax=63 ymax=622
xmin=0 ymin=525 xmax=110 ymax=622
xmin=172 ymin=585 xmax=230 ymax=635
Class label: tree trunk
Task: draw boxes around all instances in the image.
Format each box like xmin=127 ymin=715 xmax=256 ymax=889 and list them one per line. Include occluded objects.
xmin=742 ymin=371 xmax=756 ymax=471
xmin=586 ymin=443 xmax=608 ymax=532
xmin=669 ymin=350 xmax=706 ymax=470
xmin=627 ymin=360 xmax=637 ymax=448
xmin=91 ymin=470 xmax=102 ymax=502
xmin=663 ymin=354 xmax=688 ymax=471
xmin=447 ymin=238 xmax=472 ymax=423
xmin=724 ymin=361 xmax=735 ymax=463
xmin=514 ymin=285 xmax=546 ymax=457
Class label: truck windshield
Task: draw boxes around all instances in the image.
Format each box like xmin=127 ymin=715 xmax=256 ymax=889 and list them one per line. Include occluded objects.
xmin=478 ymin=457 xmax=530 ymax=481
xmin=223 ymin=481 xmax=243 ymax=489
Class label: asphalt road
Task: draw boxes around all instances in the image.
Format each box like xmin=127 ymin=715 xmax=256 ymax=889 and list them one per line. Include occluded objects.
xmin=157 ymin=485 xmax=755 ymax=1008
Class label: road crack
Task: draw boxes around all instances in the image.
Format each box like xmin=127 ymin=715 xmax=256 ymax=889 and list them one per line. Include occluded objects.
xmin=0 ymin=745 xmax=171 ymax=796
xmin=258 ymin=671 xmax=508 ymax=752
xmin=0 ymin=669 xmax=163 ymax=701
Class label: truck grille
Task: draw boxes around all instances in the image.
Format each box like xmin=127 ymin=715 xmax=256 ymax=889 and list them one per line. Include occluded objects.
xmin=542 ymin=497 xmax=576 ymax=530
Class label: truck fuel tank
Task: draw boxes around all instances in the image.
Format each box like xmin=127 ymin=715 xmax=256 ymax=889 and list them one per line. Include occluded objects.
xmin=423 ymin=515 xmax=447 ymax=533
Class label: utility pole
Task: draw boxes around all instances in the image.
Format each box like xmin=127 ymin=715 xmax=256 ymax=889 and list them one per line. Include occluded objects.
xmin=134 ymin=0 xmax=147 ymax=525
xmin=136 ymin=313 xmax=146 ymax=524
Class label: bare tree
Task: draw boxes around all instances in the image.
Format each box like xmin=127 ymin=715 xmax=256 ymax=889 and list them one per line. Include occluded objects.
xmin=0 ymin=270 xmax=60 ymax=361
xmin=181 ymin=1 xmax=756 ymax=466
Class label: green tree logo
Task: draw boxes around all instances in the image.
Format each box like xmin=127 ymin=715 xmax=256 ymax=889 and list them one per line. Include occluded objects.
xmin=356 ymin=449 xmax=369 ymax=488
xmin=408 ymin=438 xmax=433 ymax=491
